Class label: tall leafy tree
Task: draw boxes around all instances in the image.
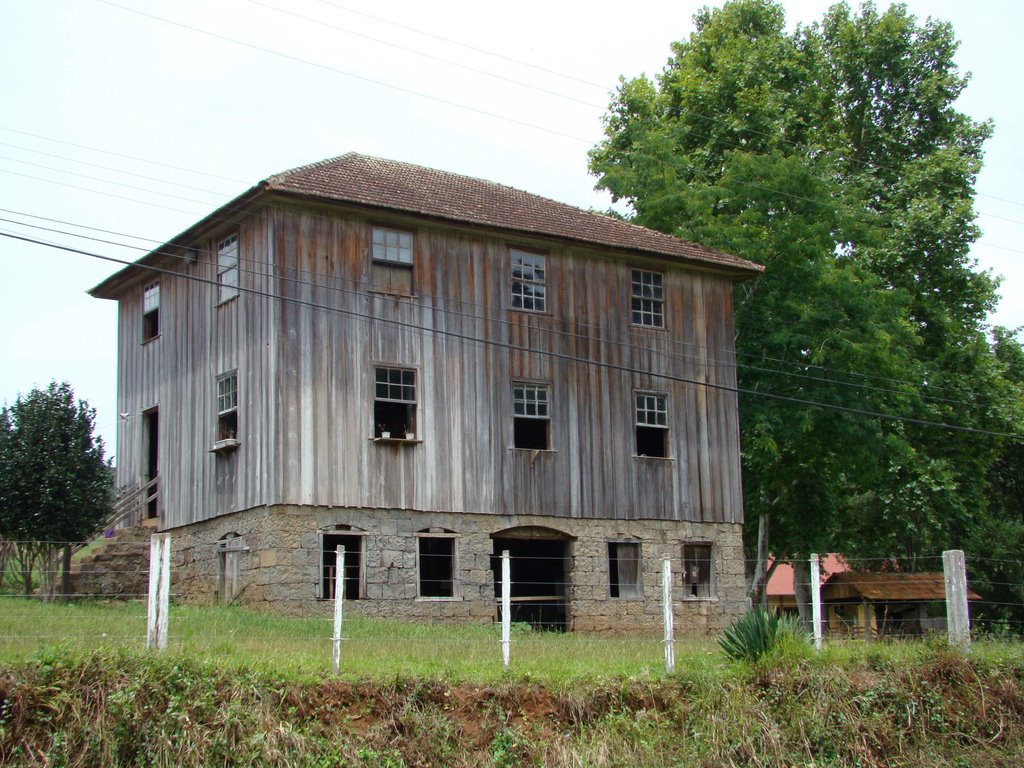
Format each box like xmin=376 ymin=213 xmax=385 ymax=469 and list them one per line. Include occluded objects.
xmin=589 ymin=0 xmax=1021 ymax=614
xmin=0 ymin=382 xmax=113 ymax=596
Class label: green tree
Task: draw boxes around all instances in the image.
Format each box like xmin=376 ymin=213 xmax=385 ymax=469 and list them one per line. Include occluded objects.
xmin=589 ymin=0 xmax=1020 ymax=616
xmin=0 ymin=382 xmax=113 ymax=596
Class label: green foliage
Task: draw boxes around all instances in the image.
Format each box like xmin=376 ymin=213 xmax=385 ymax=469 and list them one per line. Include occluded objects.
xmin=589 ymin=0 xmax=1024 ymax=591
xmin=719 ymin=608 xmax=807 ymax=663
xmin=0 ymin=382 xmax=112 ymax=543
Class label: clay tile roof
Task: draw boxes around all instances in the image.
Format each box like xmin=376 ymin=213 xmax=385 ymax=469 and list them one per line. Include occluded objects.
xmin=823 ymin=571 xmax=982 ymax=602
xmin=263 ymin=153 xmax=762 ymax=275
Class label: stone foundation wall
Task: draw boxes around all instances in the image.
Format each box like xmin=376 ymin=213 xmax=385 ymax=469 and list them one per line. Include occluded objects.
xmin=169 ymin=506 xmax=746 ymax=635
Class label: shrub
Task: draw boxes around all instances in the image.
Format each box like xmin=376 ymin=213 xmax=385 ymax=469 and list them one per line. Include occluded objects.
xmin=719 ymin=609 xmax=806 ymax=663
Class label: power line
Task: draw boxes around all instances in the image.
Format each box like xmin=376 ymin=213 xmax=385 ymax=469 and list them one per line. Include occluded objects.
xmin=0 ymin=125 xmax=246 ymax=183
xmin=3 ymin=229 xmax=1019 ymax=441
xmin=0 ymin=205 xmax=998 ymax=412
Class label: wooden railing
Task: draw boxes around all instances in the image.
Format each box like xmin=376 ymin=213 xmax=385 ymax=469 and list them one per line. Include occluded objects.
xmin=103 ymin=477 xmax=158 ymax=533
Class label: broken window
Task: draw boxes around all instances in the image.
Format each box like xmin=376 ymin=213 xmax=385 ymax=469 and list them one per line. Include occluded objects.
xmin=216 ymin=371 xmax=238 ymax=441
xmin=608 ymin=541 xmax=642 ymax=598
xmin=217 ymin=234 xmax=239 ymax=303
xmin=371 ymin=226 xmax=414 ymax=294
xmin=321 ymin=532 xmax=364 ymax=600
xmin=417 ymin=532 xmax=457 ymax=598
xmin=513 ymin=383 xmax=550 ymax=450
xmin=682 ymin=543 xmax=714 ymax=599
xmin=374 ymin=366 xmax=416 ymax=438
xmin=142 ymin=281 xmax=160 ymax=341
xmin=631 ymin=269 xmax=664 ymax=327
xmin=510 ymin=249 xmax=546 ymax=312
xmin=635 ymin=392 xmax=668 ymax=458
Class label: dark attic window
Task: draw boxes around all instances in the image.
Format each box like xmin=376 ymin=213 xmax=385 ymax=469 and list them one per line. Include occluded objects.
xmin=417 ymin=532 xmax=456 ymax=599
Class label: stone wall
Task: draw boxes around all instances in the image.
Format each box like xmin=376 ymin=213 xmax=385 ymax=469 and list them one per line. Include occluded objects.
xmin=169 ymin=505 xmax=747 ymax=635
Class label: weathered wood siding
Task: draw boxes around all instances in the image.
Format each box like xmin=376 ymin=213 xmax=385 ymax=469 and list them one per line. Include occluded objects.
xmin=113 ymin=200 xmax=744 ymax=528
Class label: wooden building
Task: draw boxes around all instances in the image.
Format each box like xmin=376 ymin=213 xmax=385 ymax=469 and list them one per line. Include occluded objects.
xmin=91 ymin=154 xmax=762 ymax=631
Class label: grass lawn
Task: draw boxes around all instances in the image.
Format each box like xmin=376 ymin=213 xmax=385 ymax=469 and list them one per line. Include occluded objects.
xmin=0 ymin=598 xmax=724 ymax=681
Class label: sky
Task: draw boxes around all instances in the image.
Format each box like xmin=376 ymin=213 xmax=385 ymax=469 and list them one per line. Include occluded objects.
xmin=1 ymin=0 xmax=1022 ymax=455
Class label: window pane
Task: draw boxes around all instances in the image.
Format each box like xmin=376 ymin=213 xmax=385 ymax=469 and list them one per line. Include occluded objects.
xmin=372 ymin=227 xmax=413 ymax=264
xmin=511 ymin=250 xmax=546 ymax=312
xmin=631 ymin=270 xmax=664 ymax=327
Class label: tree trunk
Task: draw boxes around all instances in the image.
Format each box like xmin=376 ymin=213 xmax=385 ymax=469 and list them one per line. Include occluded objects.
xmin=747 ymin=513 xmax=770 ymax=608
xmin=792 ymin=556 xmax=813 ymax=633
xmin=61 ymin=543 xmax=72 ymax=602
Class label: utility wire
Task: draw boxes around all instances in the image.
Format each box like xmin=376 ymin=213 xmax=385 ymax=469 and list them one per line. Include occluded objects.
xmin=0 ymin=194 xmax=1009 ymax=406
xmin=3 ymin=229 xmax=1020 ymax=441
xmin=0 ymin=207 xmax=999 ymax=412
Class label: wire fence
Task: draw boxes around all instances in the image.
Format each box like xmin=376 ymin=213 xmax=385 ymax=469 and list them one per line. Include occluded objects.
xmin=1 ymin=536 xmax=1021 ymax=675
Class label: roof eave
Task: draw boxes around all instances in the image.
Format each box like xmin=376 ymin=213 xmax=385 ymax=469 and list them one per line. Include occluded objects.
xmin=88 ymin=183 xmax=268 ymax=299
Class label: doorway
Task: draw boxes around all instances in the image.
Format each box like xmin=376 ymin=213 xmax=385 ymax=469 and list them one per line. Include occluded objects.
xmin=491 ymin=531 xmax=570 ymax=631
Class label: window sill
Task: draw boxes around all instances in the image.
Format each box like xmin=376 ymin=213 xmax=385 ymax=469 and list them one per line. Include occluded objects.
xmin=633 ymin=454 xmax=674 ymax=461
xmin=369 ymin=288 xmax=418 ymax=299
xmin=609 ymin=595 xmax=644 ymax=601
xmin=681 ymin=596 xmax=718 ymax=602
xmin=630 ymin=323 xmax=667 ymax=331
xmin=141 ymin=334 xmax=161 ymax=345
xmin=217 ymin=295 xmax=238 ymax=308
xmin=372 ymin=436 xmax=422 ymax=445
xmin=210 ymin=438 xmax=241 ymax=453
xmin=415 ymin=595 xmax=462 ymax=602
xmin=509 ymin=447 xmax=557 ymax=453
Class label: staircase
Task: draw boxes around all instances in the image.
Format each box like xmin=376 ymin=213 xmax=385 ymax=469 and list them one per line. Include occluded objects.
xmin=66 ymin=479 xmax=159 ymax=599
xmin=67 ymin=527 xmax=153 ymax=599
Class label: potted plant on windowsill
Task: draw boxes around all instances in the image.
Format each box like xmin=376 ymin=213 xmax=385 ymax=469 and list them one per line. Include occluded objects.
xmin=403 ymin=424 xmax=415 ymax=441
xmin=377 ymin=423 xmax=391 ymax=439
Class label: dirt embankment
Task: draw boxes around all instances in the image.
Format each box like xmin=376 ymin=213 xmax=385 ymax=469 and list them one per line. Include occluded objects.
xmin=1 ymin=648 xmax=1023 ymax=767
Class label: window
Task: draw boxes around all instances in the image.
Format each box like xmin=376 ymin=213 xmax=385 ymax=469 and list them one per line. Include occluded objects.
xmin=321 ymin=532 xmax=364 ymax=600
xmin=682 ymin=543 xmax=715 ymax=599
xmin=608 ymin=542 xmax=642 ymax=598
xmin=631 ymin=270 xmax=664 ymax=327
xmin=417 ymin=532 xmax=457 ymax=599
xmin=217 ymin=234 xmax=239 ymax=303
xmin=635 ymin=392 xmax=668 ymax=458
xmin=142 ymin=281 xmax=160 ymax=341
xmin=513 ymin=383 xmax=550 ymax=450
xmin=374 ymin=366 xmax=416 ymax=438
xmin=216 ymin=372 xmax=238 ymax=441
xmin=371 ymin=226 xmax=414 ymax=294
xmin=510 ymin=249 xmax=546 ymax=312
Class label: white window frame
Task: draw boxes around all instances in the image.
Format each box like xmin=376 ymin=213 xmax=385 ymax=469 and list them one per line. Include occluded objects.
xmin=512 ymin=382 xmax=551 ymax=450
xmin=635 ymin=391 xmax=669 ymax=458
xmin=217 ymin=234 xmax=239 ymax=304
xmin=415 ymin=531 xmax=460 ymax=600
xmin=216 ymin=371 xmax=239 ymax=443
xmin=142 ymin=281 xmax=160 ymax=341
xmin=631 ymin=269 xmax=665 ymax=328
xmin=510 ymin=249 xmax=547 ymax=313
xmin=374 ymin=366 xmax=418 ymax=438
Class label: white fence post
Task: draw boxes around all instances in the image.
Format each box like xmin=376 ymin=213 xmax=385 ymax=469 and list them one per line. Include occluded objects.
xmin=332 ymin=546 xmax=345 ymax=674
xmin=501 ymin=550 xmax=511 ymax=670
xmin=662 ymin=556 xmax=675 ymax=674
xmin=943 ymin=549 xmax=971 ymax=651
xmin=810 ymin=553 xmax=823 ymax=652
xmin=146 ymin=533 xmax=170 ymax=651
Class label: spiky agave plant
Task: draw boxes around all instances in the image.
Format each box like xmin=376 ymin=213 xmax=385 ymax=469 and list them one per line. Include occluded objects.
xmin=719 ymin=609 xmax=788 ymax=662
